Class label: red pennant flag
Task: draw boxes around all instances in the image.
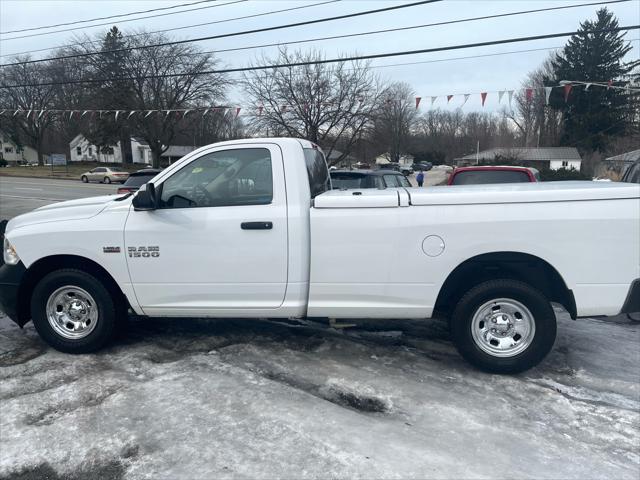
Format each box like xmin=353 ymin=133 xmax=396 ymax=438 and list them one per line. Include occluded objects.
xmin=563 ymin=84 xmax=572 ymax=102
xmin=525 ymin=88 xmax=533 ymax=102
xmin=447 ymin=95 xmax=453 ymax=103
xmin=415 ymin=97 xmax=422 ymax=109
xmin=258 ymin=106 xmax=264 ymax=116
xmin=235 ymin=107 xmax=241 ymax=117
xmin=480 ymin=92 xmax=488 ymax=106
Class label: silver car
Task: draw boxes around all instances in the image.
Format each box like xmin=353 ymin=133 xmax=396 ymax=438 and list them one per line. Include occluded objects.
xmin=80 ymin=167 xmax=130 ymax=184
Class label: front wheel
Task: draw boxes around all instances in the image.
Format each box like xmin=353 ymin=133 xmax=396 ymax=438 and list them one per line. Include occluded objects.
xmin=31 ymin=269 xmax=120 ymax=353
xmin=450 ymin=279 xmax=556 ymax=374
xmin=81 ymin=175 xmax=88 ymax=183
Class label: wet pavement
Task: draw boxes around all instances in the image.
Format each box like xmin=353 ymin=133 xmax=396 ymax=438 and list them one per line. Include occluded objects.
xmin=0 ymin=308 xmax=638 ymax=479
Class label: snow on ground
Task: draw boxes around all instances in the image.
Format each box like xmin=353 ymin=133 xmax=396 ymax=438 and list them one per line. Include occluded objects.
xmin=0 ymin=309 xmax=638 ymax=479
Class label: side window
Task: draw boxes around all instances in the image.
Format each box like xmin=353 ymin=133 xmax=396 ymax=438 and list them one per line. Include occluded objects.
xmin=383 ymin=174 xmax=399 ymax=187
xmin=304 ymin=148 xmax=330 ymax=198
xmin=159 ymin=148 xmax=273 ymax=209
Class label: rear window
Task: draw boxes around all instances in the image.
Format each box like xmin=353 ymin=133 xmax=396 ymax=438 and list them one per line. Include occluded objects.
xmin=331 ymin=173 xmax=383 ymax=189
xmin=304 ymin=148 xmax=330 ymax=198
xmin=451 ymin=170 xmax=531 ymax=185
xmin=123 ymin=173 xmax=157 ymax=188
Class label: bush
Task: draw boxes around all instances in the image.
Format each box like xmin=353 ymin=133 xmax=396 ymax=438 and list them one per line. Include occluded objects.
xmin=538 ymin=167 xmax=589 ymax=181
xmin=0 ymin=158 xmax=7 ymax=167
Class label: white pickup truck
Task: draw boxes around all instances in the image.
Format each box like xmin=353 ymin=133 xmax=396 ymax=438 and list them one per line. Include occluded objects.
xmin=1 ymin=138 xmax=639 ymax=373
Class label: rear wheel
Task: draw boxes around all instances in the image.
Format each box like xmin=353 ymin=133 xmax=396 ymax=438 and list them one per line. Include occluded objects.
xmin=104 ymin=177 xmax=111 ymax=184
xmin=31 ymin=269 xmax=120 ymax=353
xmin=81 ymin=175 xmax=88 ymax=183
xmin=450 ymin=279 xmax=556 ymax=374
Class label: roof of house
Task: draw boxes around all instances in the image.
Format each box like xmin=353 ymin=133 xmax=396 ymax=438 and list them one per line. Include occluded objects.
xmin=131 ymin=137 xmax=149 ymax=146
xmin=161 ymin=146 xmax=197 ymax=157
xmin=458 ymin=147 xmax=582 ymax=162
xmin=605 ymin=149 xmax=640 ymax=163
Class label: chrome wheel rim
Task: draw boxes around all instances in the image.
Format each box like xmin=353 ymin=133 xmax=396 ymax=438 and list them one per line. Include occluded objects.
xmin=46 ymin=286 xmax=98 ymax=340
xmin=470 ymin=298 xmax=535 ymax=358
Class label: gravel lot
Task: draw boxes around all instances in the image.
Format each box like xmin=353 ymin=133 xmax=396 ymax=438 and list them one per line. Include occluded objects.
xmin=1 ymin=308 xmax=638 ymax=479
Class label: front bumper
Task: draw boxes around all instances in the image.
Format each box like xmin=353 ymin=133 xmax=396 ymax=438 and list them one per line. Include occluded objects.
xmin=620 ymin=279 xmax=640 ymax=314
xmin=0 ymin=261 xmax=26 ymax=325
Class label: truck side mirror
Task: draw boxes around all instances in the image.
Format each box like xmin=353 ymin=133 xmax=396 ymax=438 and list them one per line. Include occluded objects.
xmin=133 ymin=182 xmax=158 ymax=211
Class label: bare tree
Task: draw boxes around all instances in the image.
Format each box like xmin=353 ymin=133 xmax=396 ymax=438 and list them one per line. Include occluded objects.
xmin=504 ymin=55 xmax=563 ymax=147
xmin=371 ymin=82 xmax=417 ymax=162
xmin=114 ymin=32 xmax=228 ymax=168
xmin=0 ymin=57 xmax=58 ymax=165
xmin=243 ymin=48 xmax=383 ymax=165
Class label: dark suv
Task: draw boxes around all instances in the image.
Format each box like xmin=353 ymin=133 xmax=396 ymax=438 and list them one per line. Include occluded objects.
xmin=330 ymin=170 xmax=411 ymax=189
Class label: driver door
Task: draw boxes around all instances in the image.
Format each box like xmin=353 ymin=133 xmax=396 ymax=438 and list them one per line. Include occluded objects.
xmin=124 ymin=143 xmax=288 ymax=316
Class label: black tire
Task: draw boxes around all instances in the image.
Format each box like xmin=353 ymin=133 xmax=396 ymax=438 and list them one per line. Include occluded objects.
xmin=31 ymin=269 xmax=119 ymax=353
xmin=450 ymin=279 xmax=556 ymax=374
xmin=81 ymin=175 xmax=88 ymax=183
xmin=104 ymin=176 xmax=111 ymax=184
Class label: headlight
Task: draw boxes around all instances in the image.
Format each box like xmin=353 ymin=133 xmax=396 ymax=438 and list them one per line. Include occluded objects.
xmin=3 ymin=237 xmax=20 ymax=265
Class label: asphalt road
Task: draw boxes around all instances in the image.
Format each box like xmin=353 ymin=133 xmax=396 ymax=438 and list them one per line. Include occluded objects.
xmin=0 ymin=176 xmax=118 ymax=220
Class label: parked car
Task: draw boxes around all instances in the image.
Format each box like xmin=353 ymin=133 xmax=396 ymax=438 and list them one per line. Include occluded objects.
xmin=80 ymin=167 xmax=130 ymax=184
xmin=448 ymin=166 xmax=540 ymax=185
xmin=1 ymin=138 xmax=639 ymax=374
xmin=117 ymin=169 xmax=162 ymax=194
xmin=620 ymin=160 xmax=640 ymax=184
xmin=330 ymin=169 xmax=411 ymax=189
xmin=412 ymin=162 xmax=433 ymax=172
xmin=378 ymin=163 xmax=412 ymax=175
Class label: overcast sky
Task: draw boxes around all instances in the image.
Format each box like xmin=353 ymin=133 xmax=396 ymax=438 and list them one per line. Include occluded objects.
xmin=1 ymin=0 xmax=638 ymax=111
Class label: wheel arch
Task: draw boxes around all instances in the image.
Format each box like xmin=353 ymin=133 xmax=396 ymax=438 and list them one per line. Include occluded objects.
xmin=16 ymin=254 xmax=130 ymax=326
xmin=434 ymin=251 xmax=576 ymax=320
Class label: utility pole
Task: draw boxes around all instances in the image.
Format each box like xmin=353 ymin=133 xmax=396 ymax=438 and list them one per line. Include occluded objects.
xmin=476 ymin=140 xmax=480 ymax=165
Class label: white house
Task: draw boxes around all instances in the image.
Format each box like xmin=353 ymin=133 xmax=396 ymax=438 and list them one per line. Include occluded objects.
xmin=130 ymin=137 xmax=152 ymax=164
xmin=455 ymin=147 xmax=582 ymax=171
xmin=131 ymin=137 xmax=196 ymax=165
xmin=0 ymin=131 xmax=38 ymax=164
xmin=69 ymin=134 xmax=122 ymax=163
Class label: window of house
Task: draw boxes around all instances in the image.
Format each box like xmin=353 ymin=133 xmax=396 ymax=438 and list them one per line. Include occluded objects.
xmin=160 ymin=148 xmax=273 ymax=209
xmin=4 ymin=147 xmax=13 ymax=153
xmin=105 ymin=147 xmax=114 ymax=155
xmin=562 ymin=161 xmax=569 ymax=167
xmin=76 ymin=146 xmax=82 ymax=155
xmin=88 ymin=147 xmax=93 ymax=156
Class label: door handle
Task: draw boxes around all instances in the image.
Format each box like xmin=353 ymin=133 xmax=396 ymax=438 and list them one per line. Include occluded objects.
xmin=241 ymin=221 xmax=273 ymax=230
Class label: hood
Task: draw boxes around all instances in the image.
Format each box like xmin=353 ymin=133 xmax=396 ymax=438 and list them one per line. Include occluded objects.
xmin=6 ymin=195 xmax=118 ymax=232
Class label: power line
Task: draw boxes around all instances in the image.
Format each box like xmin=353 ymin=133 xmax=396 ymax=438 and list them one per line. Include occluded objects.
xmin=364 ymin=38 xmax=639 ymax=71
xmin=0 ymin=0 xmax=247 ymax=41
xmin=0 ymin=1 xmax=442 ymax=67
xmin=197 ymin=0 xmax=630 ymax=57
xmin=1 ymin=0 xmax=624 ymax=59
xmin=0 ymin=0 xmax=341 ymax=58
xmin=0 ymin=0 xmax=217 ymax=35
xmin=2 ymin=26 xmax=638 ymax=89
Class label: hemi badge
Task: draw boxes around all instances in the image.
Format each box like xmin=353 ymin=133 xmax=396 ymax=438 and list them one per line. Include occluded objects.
xmin=103 ymin=246 xmax=121 ymax=253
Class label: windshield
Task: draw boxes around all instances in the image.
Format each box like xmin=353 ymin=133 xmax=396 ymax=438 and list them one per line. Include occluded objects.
xmin=452 ymin=170 xmax=531 ymax=185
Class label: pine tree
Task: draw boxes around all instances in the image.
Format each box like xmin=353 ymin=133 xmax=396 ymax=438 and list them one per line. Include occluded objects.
xmin=548 ymin=8 xmax=638 ymax=152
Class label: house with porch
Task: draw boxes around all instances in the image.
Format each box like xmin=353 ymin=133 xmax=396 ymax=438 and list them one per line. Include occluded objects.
xmin=69 ymin=134 xmax=122 ymax=163
xmin=0 ymin=131 xmax=38 ymax=164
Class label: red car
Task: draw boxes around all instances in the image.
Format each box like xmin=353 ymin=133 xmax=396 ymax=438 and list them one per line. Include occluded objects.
xmin=448 ymin=166 xmax=540 ymax=185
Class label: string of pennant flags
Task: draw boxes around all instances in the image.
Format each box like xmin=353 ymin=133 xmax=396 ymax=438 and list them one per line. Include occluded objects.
xmin=1 ymin=81 xmax=637 ymax=120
